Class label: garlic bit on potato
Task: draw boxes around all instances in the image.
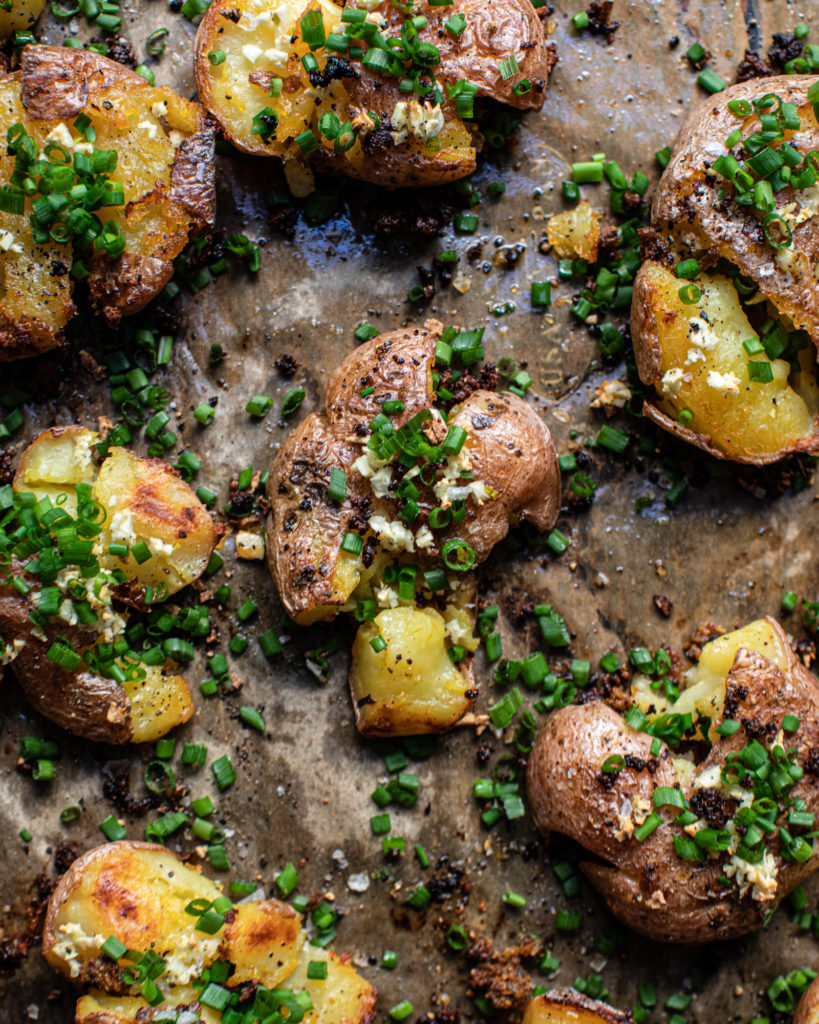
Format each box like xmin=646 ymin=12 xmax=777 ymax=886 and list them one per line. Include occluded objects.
xmin=631 ymin=76 xmax=819 ymax=463
xmin=0 ymin=426 xmax=217 ymax=743
xmin=43 ymin=841 xmax=377 ymax=1024
xmin=266 ymin=327 xmax=560 ymax=735
xmin=194 ymin=0 xmax=555 ymax=189
xmin=527 ymin=616 xmax=819 ymax=943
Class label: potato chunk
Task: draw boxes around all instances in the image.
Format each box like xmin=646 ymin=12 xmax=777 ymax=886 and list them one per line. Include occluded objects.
xmin=634 ymin=262 xmax=819 ymax=461
xmin=350 ymin=606 xmax=474 ymax=736
xmin=546 ymin=200 xmax=600 ymax=262
xmin=45 ymin=843 xmax=376 ymax=1024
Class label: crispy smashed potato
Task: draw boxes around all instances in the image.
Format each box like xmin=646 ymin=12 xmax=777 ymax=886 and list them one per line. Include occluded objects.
xmin=1 ymin=426 xmax=217 ymax=743
xmin=523 ymin=991 xmax=634 ymax=1024
xmin=266 ymin=328 xmax=560 ymax=734
xmin=632 ymin=76 xmax=819 ymax=462
xmin=0 ymin=46 xmax=214 ymax=360
xmin=44 ymin=842 xmax=377 ymax=1024
xmin=527 ymin=617 xmax=819 ymax=943
xmin=195 ymin=0 xmax=554 ymax=189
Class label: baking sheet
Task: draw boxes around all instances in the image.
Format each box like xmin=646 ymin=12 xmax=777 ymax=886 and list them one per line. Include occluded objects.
xmin=2 ymin=0 xmax=819 ymax=1020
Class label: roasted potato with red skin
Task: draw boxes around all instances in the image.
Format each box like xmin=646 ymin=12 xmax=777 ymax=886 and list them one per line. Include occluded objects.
xmin=527 ymin=617 xmax=819 ymax=943
xmin=631 ymin=76 xmax=819 ymax=462
xmin=266 ymin=327 xmax=559 ymax=734
xmin=1 ymin=426 xmax=217 ymax=743
xmin=796 ymin=977 xmax=819 ymax=1024
xmin=0 ymin=46 xmax=215 ymax=359
xmin=194 ymin=0 xmax=554 ymax=190
xmin=43 ymin=842 xmax=377 ymax=1024
xmin=523 ymin=991 xmax=634 ymax=1024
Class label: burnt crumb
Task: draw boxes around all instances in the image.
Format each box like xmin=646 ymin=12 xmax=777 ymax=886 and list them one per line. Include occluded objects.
xmin=308 ymin=54 xmax=360 ymax=89
xmin=229 ymin=491 xmax=256 ymax=516
xmin=687 ymin=45 xmax=710 ymax=71
xmin=767 ymin=32 xmax=803 ymax=70
xmin=102 ymin=35 xmax=137 ymax=67
xmin=668 ymin=35 xmax=680 ymax=49
xmin=584 ymin=0 xmax=619 ymax=43
xmin=0 ymin=871 xmax=58 ymax=976
xmin=293 ymin=566 xmax=317 ymax=587
xmin=53 ymin=841 xmax=79 ymax=875
xmin=0 ymin=448 xmax=14 ymax=485
xmin=623 ymin=753 xmax=648 ymax=772
xmin=369 ymin=193 xmax=454 ymax=238
xmin=433 ymin=363 xmax=499 ymax=403
xmin=415 ymin=264 xmax=436 ymax=301
xmin=794 ymin=637 xmax=816 ymax=671
xmin=268 ymin=205 xmax=299 ymax=239
xmin=50 ymin=259 xmax=69 ymax=277
xmin=468 ymin=937 xmax=542 ymax=1011
xmin=805 ymin=747 xmax=819 ymax=776
xmin=418 ymin=1009 xmax=461 ymax=1024
xmin=362 ymin=117 xmax=394 ymax=156
xmin=78 ymin=956 xmax=128 ymax=994
xmin=742 ymin=716 xmax=776 ymax=742
xmin=103 ymin=771 xmax=158 ymax=816
xmin=478 ymin=362 xmax=500 ymax=391
xmin=466 ymin=937 xmax=493 ymax=964
xmin=653 ymin=594 xmax=673 ymax=618
xmin=735 ymin=48 xmax=772 ymax=81
xmin=275 ymin=353 xmax=297 ymax=378
xmin=690 ymin=787 xmax=732 ymax=827
xmin=476 ymin=741 xmax=493 ymax=766
xmin=684 ymin=621 xmax=725 ymax=662
xmin=237 ymin=982 xmax=259 ymax=1006
xmin=169 ymin=0 xmax=183 ymax=13
xmin=597 ymin=770 xmax=616 ymax=790
xmin=723 ymin=683 xmax=749 ymax=721
xmin=427 ymin=857 xmax=471 ymax=903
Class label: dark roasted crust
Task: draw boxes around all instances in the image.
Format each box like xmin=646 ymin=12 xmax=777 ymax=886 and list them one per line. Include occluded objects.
xmin=0 ymin=308 xmax=74 ymax=361
xmin=527 ymin=617 xmax=819 ymax=943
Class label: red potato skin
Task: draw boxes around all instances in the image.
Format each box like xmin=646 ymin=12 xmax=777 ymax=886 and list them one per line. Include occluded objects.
xmin=266 ymin=328 xmax=561 ymax=621
xmin=527 ymin=618 xmax=819 ymax=943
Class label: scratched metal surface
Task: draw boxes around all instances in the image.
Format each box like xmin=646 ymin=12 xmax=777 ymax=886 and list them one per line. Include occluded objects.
xmin=2 ymin=0 xmax=819 ymax=1022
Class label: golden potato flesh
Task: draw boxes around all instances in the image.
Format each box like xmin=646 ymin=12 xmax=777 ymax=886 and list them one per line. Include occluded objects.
xmin=123 ymin=665 xmax=194 ymax=743
xmin=45 ymin=843 xmax=376 ymax=1024
xmin=634 ymin=262 xmax=819 ymax=462
xmin=546 ymin=200 xmax=600 ymax=262
xmin=94 ymin=447 xmax=217 ymax=596
xmin=523 ymin=991 xmax=633 ymax=1024
xmin=0 ymin=0 xmax=45 ymax=36
xmin=630 ymin=618 xmax=790 ymax=742
xmin=350 ymin=605 xmax=474 ymax=736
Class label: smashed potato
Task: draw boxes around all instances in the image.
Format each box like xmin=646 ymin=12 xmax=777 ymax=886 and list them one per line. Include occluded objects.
xmin=43 ymin=842 xmax=377 ymax=1024
xmin=266 ymin=327 xmax=560 ymax=735
xmin=632 ymin=76 xmax=819 ymax=462
xmin=0 ymin=426 xmax=217 ymax=743
xmin=195 ymin=0 xmax=555 ymax=189
xmin=527 ymin=617 xmax=819 ymax=943
xmin=0 ymin=46 xmax=214 ymax=360
xmin=0 ymin=0 xmax=45 ymax=38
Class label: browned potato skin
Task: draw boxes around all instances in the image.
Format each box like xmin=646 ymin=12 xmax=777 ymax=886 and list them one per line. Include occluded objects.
xmin=0 ymin=558 xmax=134 ymax=742
xmin=650 ymin=76 xmax=819 ymax=346
xmin=266 ymin=328 xmax=560 ymax=621
xmin=524 ymin=991 xmax=634 ymax=1024
xmin=795 ymin=978 xmax=819 ymax=1024
xmin=345 ymin=0 xmax=554 ymax=113
xmin=527 ymin=618 xmax=819 ymax=943
xmin=630 ymin=261 xmax=819 ymax=465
